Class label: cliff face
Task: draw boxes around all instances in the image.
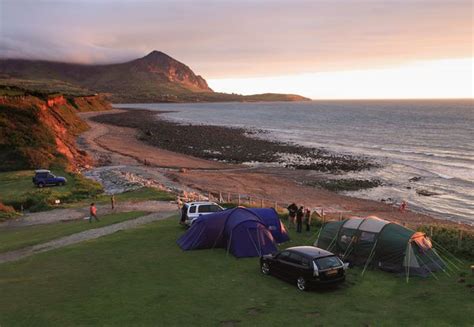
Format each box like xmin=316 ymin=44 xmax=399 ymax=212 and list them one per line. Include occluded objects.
xmin=128 ymin=51 xmax=212 ymax=92
xmin=0 ymin=94 xmax=110 ymax=171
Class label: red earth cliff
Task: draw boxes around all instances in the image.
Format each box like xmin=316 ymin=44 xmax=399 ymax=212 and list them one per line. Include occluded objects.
xmin=0 ymin=94 xmax=110 ymax=171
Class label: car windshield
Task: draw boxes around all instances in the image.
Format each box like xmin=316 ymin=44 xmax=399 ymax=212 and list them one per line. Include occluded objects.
xmin=315 ymin=256 xmax=342 ymax=270
xmin=198 ymin=205 xmax=222 ymax=213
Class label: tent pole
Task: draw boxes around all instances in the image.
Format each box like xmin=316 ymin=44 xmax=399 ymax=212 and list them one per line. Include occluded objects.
xmin=434 ymin=249 xmax=458 ymax=273
xmin=361 ymin=240 xmax=378 ymax=277
xmin=419 ymin=257 xmax=439 ymax=280
xmin=342 ymin=236 xmax=355 ymax=260
xmin=246 ymin=228 xmax=261 ymax=257
xmin=430 ymin=239 xmax=464 ymax=265
xmin=227 ymin=231 xmax=233 ymax=256
xmin=405 ymin=243 xmax=411 ymax=283
xmin=314 ymin=226 xmax=323 ymax=247
xmin=423 ymin=249 xmax=451 ymax=277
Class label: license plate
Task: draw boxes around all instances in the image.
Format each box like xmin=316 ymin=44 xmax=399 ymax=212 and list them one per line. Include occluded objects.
xmin=326 ymin=269 xmax=338 ymax=275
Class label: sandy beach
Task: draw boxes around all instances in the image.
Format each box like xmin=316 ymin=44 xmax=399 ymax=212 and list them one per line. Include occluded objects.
xmin=79 ymin=109 xmax=471 ymax=230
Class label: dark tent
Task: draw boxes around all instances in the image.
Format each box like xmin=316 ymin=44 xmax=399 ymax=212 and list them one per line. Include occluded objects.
xmin=315 ymin=216 xmax=445 ymax=277
xmin=177 ymin=207 xmax=288 ymax=257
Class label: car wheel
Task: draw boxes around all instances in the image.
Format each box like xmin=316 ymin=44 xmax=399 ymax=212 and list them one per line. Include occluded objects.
xmin=38 ymin=183 xmax=44 ymax=188
xmin=297 ymin=277 xmax=307 ymax=291
xmin=261 ymin=262 xmax=270 ymax=275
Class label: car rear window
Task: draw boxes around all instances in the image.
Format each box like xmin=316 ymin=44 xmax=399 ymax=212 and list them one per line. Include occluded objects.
xmin=198 ymin=205 xmax=222 ymax=213
xmin=315 ymin=256 xmax=342 ymax=270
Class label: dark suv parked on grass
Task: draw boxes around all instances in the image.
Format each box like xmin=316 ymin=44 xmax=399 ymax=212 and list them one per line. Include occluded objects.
xmin=260 ymin=246 xmax=347 ymax=291
xmin=32 ymin=169 xmax=67 ymax=188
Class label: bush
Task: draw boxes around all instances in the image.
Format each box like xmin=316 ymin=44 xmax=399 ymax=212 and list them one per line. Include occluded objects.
xmin=0 ymin=202 xmax=17 ymax=221
xmin=417 ymin=225 xmax=474 ymax=261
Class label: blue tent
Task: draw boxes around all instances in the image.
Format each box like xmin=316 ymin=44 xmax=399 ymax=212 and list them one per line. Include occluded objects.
xmin=245 ymin=208 xmax=290 ymax=243
xmin=177 ymin=207 xmax=289 ymax=258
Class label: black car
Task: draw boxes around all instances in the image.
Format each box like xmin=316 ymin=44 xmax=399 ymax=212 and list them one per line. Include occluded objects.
xmin=260 ymin=246 xmax=347 ymax=291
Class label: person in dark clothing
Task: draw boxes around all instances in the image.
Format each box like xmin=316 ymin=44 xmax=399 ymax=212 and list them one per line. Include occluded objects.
xmin=296 ymin=206 xmax=304 ymax=233
xmin=287 ymin=203 xmax=298 ymax=228
xmin=180 ymin=204 xmax=188 ymax=225
xmin=304 ymin=208 xmax=311 ymax=232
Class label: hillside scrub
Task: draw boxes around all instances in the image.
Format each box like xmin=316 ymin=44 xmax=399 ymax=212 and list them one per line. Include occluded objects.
xmin=0 ymin=169 xmax=103 ymax=212
xmin=0 ymin=92 xmax=110 ymax=172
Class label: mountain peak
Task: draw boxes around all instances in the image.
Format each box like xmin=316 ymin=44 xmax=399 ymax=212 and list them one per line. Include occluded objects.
xmin=142 ymin=50 xmax=171 ymax=60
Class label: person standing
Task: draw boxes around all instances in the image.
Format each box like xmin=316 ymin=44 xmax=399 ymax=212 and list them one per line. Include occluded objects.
xmin=296 ymin=206 xmax=304 ymax=233
xmin=89 ymin=203 xmax=100 ymax=223
xmin=304 ymin=208 xmax=312 ymax=232
xmin=399 ymin=200 xmax=407 ymax=213
xmin=287 ymin=203 xmax=298 ymax=228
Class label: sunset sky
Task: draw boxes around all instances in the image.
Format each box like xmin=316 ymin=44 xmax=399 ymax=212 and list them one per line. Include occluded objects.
xmin=0 ymin=0 xmax=472 ymax=99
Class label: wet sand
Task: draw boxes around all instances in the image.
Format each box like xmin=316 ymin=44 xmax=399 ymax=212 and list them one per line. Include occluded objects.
xmin=80 ymin=109 xmax=471 ymax=230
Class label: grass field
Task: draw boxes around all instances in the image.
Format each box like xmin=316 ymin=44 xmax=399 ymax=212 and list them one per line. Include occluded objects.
xmin=0 ymin=216 xmax=472 ymax=326
xmin=0 ymin=211 xmax=147 ymax=253
xmin=0 ymin=169 xmax=174 ymax=216
xmin=0 ymin=169 xmax=102 ymax=212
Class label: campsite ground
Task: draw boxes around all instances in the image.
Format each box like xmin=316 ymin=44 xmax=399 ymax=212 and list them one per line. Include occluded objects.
xmin=0 ymin=215 xmax=473 ymax=326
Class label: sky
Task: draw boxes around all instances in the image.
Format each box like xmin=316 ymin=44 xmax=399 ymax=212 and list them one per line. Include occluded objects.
xmin=0 ymin=0 xmax=472 ymax=99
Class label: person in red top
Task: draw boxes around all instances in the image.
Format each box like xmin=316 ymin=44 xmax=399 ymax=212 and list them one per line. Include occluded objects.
xmin=399 ymin=200 xmax=407 ymax=213
xmin=89 ymin=203 xmax=100 ymax=223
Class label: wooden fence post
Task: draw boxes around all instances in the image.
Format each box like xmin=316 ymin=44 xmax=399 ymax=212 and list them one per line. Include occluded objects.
xmin=458 ymin=230 xmax=463 ymax=249
xmin=208 ymin=192 xmax=211 ymax=201
xmin=238 ymin=194 xmax=241 ymax=206
xmin=219 ymin=191 xmax=222 ymax=203
xmin=261 ymin=199 xmax=264 ymax=208
xmin=227 ymin=193 xmax=230 ymax=203
xmin=249 ymin=196 xmax=252 ymax=206
xmin=274 ymin=201 xmax=278 ymax=210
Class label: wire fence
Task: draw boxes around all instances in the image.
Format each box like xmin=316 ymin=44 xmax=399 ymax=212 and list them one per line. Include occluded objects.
xmin=176 ymin=187 xmax=473 ymax=253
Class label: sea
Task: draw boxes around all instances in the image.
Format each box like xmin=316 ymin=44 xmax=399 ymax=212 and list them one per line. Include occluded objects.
xmin=115 ymin=100 xmax=474 ymax=225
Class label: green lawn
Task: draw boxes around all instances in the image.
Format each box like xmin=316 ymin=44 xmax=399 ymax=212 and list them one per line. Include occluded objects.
xmin=0 ymin=211 xmax=147 ymax=253
xmin=0 ymin=169 xmax=174 ymax=214
xmin=0 ymin=216 xmax=472 ymax=326
xmin=95 ymin=187 xmax=175 ymax=204
xmin=0 ymin=169 xmax=102 ymax=212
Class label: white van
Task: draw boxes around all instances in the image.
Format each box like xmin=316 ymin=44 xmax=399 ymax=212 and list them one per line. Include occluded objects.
xmin=180 ymin=201 xmax=224 ymax=226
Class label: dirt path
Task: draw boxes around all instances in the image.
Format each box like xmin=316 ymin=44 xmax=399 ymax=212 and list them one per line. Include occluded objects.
xmin=0 ymin=201 xmax=177 ymax=228
xmin=0 ymin=210 xmax=176 ymax=264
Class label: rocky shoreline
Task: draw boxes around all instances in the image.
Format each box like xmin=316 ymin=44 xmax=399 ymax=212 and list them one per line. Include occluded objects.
xmin=92 ymin=109 xmax=378 ymax=174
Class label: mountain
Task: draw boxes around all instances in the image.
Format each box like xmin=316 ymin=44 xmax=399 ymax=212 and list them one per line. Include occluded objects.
xmin=0 ymin=51 xmax=309 ymax=103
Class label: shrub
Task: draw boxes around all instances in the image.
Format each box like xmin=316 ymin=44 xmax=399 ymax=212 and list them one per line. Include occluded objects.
xmin=417 ymin=225 xmax=474 ymax=261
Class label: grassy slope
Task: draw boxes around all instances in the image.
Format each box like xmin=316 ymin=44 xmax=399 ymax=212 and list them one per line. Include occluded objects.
xmin=0 ymin=170 xmax=173 ymax=215
xmin=0 ymin=78 xmax=95 ymax=97
xmin=0 ymin=169 xmax=102 ymax=212
xmin=0 ymin=216 xmax=472 ymax=326
xmin=0 ymin=211 xmax=147 ymax=253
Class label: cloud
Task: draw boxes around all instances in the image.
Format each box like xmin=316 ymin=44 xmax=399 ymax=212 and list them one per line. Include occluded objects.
xmin=0 ymin=0 xmax=472 ymax=78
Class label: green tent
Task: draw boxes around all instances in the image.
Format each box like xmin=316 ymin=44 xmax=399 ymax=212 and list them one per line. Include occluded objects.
xmin=315 ymin=216 xmax=445 ymax=277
